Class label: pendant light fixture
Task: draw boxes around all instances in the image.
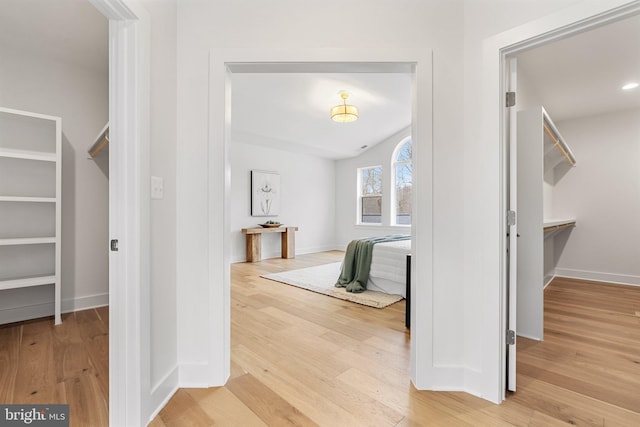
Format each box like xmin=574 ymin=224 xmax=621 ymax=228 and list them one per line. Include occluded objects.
xmin=330 ymin=91 xmax=359 ymax=123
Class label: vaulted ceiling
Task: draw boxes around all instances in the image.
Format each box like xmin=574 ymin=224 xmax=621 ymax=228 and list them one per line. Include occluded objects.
xmin=230 ymin=72 xmax=412 ymax=159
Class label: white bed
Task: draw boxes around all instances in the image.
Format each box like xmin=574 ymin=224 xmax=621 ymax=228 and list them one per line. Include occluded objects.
xmin=367 ymin=239 xmax=412 ymax=297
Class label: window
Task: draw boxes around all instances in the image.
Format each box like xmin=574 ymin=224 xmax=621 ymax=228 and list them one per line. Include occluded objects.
xmin=393 ymin=138 xmax=412 ymax=225
xmin=358 ymin=166 xmax=382 ymax=224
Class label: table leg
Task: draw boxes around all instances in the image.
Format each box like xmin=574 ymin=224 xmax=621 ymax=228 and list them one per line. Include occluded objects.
xmin=246 ymin=233 xmax=261 ymax=262
xmin=281 ymin=228 xmax=296 ymax=259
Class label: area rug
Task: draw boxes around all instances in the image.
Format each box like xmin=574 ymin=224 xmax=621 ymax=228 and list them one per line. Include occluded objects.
xmin=260 ymin=262 xmax=403 ymax=309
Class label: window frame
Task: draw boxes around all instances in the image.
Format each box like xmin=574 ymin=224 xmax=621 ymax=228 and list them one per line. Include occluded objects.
xmin=391 ymin=137 xmax=412 ymax=227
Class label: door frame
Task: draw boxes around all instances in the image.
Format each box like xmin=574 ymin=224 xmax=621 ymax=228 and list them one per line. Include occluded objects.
xmin=89 ymin=0 xmax=149 ymax=425
xmin=207 ymin=48 xmax=434 ymax=388
xmin=485 ymin=0 xmax=640 ymax=400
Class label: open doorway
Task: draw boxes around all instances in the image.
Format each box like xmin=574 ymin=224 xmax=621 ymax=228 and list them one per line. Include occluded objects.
xmin=0 ymin=0 xmax=110 ymax=422
xmin=501 ymin=3 xmax=640 ymax=398
xmin=225 ymin=70 xmax=413 ymax=419
xmin=205 ymin=49 xmax=435 ymax=391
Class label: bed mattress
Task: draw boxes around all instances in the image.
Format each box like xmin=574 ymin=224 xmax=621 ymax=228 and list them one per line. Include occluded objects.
xmin=367 ymin=239 xmax=411 ymax=297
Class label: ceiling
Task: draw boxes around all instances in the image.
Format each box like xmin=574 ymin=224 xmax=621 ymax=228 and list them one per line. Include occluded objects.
xmin=230 ymin=72 xmax=412 ymax=159
xmin=0 ymin=2 xmax=637 ymax=155
xmin=517 ymin=13 xmax=640 ymax=122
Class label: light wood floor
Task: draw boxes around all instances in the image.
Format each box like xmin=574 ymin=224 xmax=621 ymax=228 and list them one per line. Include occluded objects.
xmin=0 ymin=306 xmax=109 ymax=427
xmin=151 ymin=252 xmax=640 ymax=426
xmin=1 ymin=253 xmax=639 ymax=426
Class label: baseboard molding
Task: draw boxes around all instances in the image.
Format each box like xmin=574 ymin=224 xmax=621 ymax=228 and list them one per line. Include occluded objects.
xmin=554 ymin=268 xmax=640 ymax=287
xmin=517 ymin=331 xmax=543 ymax=341
xmin=62 ymin=292 xmax=110 ymax=312
xmin=179 ymin=362 xmax=212 ymax=388
xmin=0 ymin=292 xmax=109 ymax=325
xmin=148 ymin=366 xmax=179 ymax=424
xmin=231 ymin=244 xmax=340 ymax=263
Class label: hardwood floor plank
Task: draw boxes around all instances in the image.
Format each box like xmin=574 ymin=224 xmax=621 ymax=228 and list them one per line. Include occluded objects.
xmin=62 ymin=371 xmax=109 ymax=427
xmin=226 ymin=373 xmax=319 ymax=427
xmin=0 ymin=324 xmax=21 ymax=403
xmin=157 ymin=388 xmax=214 ymax=426
xmin=185 ymin=387 xmax=269 ymax=427
xmin=232 ymin=343 xmax=371 ymax=427
xmin=13 ymin=318 xmax=59 ymax=404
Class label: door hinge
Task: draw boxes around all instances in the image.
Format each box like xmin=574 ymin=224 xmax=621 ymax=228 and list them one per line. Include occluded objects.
xmin=507 ymin=210 xmax=516 ymax=226
xmin=506 ymin=91 xmax=516 ymax=108
xmin=110 ymin=239 xmax=119 ymax=252
xmin=507 ymin=329 xmax=516 ymax=345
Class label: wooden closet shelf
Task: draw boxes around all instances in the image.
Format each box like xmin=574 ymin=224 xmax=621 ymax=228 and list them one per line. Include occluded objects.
xmin=543 ymin=220 xmax=576 ymax=234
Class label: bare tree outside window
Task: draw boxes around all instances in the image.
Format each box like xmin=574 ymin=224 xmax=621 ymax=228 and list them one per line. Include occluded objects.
xmin=359 ymin=166 xmax=382 ymax=223
xmin=394 ymin=139 xmax=412 ymax=225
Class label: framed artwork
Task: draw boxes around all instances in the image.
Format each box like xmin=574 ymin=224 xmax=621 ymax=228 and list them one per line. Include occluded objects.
xmin=251 ymin=170 xmax=280 ymax=216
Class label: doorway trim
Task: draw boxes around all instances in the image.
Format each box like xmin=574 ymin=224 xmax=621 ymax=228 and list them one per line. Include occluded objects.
xmin=89 ymin=0 xmax=149 ymax=425
xmin=207 ymin=48 xmax=434 ymax=387
xmin=485 ymin=0 xmax=640 ymax=401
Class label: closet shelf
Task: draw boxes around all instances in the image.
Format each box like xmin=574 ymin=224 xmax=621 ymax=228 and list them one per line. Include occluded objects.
xmin=543 ymin=218 xmax=576 ymax=238
xmin=88 ymin=123 xmax=109 ymax=158
xmin=0 ymin=147 xmax=56 ymax=162
xmin=0 ymin=196 xmax=56 ymax=203
xmin=0 ymin=275 xmax=56 ymax=291
xmin=0 ymin=106 xmax=62 ymax=325
xmin=542 ymin=109 xmax=576 ymax=168
xmin=0 ymin=237 xmax=56 ymax=246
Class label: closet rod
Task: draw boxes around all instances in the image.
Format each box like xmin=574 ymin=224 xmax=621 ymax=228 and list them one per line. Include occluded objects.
xmin=88 ymin=123 xmax=109 ymax=159
xmin=542 ymin=112 xmax=576 ymax=166
xmin=543 ymin=221 xmax=575 ymax=233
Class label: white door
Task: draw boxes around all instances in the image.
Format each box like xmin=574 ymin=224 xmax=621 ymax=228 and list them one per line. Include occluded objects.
xmin=506 ymin=56 xmax=518 ymax=392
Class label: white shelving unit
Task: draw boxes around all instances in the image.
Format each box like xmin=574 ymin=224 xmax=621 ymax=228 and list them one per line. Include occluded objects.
xmin=0 ymin=107 xmax=62 ymax=325
xmin=516 ymin=106 xmax=576 ymax=341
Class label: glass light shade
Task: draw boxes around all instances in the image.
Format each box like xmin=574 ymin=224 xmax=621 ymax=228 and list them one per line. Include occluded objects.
xmin=330 ymin=104 xmax=359 ymax=123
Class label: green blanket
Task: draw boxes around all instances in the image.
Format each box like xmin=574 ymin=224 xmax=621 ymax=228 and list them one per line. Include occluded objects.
xmin=335 ymin=234 xmax=411 ymax=293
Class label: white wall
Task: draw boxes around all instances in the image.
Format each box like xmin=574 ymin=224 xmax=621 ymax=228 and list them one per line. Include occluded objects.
xmin=230 ymin=141 xmax=336 ymax=262
xmin=143 ymin=0 xmax=179 ymax=410
xmin=0 ymin=45 xmax=109 ymax=323
xmin=335 ymin=127 xmax=411 ymax=248
xmin=552 ymin=108 xmax=640 ymax=285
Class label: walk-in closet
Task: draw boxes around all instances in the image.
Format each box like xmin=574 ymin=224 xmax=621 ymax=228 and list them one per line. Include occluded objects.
xmin=513 ymin=13 xmax=640 ymax=340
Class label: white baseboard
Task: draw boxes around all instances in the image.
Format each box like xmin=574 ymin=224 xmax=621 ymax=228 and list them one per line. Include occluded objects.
xmin=543 ymin=275 xmax=555 ymax=289
xmin=179 ymin=362 xmax=212 ymax=388
xmin=516 ymin=331 xmax=543 ymax=341
xmin=62 ymin=292 xmax=110 ymax=312
xmin=231 ymin=244 xmax=340 ymax=263
xmin=554 ymin=268 xmax=640 ymax=287
xmin=148 ymin=366 xmax=179 ymax=424
xmin=0 ymin=292 xmax=109 ymax=325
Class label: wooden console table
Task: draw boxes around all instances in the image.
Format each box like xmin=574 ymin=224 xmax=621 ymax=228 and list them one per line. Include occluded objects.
xmin=241 ymin=226 xmax=299 ymax=262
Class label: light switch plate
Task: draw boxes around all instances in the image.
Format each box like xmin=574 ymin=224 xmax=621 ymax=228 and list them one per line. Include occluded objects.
xmin=151 ymin=176 xmax=164 ymax=199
